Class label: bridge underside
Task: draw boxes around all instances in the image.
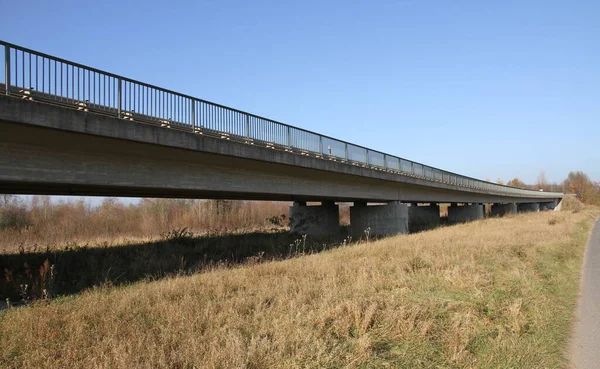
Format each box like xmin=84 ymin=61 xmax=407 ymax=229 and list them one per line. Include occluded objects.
xmin=0 ymin=96 xmax=562 ymax=205
xmin=0 ymin=94 xmax=564 ymax=238
xmin=0 ymin=96 xmax=564 ymax=203
xmin=0 ymin=119 xmax=554 ymax=203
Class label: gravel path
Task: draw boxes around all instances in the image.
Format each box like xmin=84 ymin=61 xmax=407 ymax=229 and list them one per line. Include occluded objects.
xmin=571 ymin=217 xmax=600 ymax=369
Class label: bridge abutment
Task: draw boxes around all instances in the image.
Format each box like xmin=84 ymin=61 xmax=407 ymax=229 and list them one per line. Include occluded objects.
xmin=491 ymin=203 xmax=517 ymax=217
xmin=289 ymin=201 xmax=340 ymax=236
xmin=409 ymin=203 xmax=440 ymax=232
xmin=518 ymin=203 xmax=540 ymax=213
xmin=350 ymin=201 xmax=409 ymax=237
xmin=448 ymin=204 xmax=484 ymax=223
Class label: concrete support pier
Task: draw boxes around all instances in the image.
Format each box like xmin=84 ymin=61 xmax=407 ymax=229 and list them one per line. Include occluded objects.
xmin=540 ymin=200 xmax=558 ymax=211
xmin=350 ymin=201 xmax=409 ymax=237
xmin=289 ymin=201 xmax=339 ymax=236
xmin=409 ymin=203 xmax=440 ymax=232
xmin=491 ymin=203 xmax=517 ymax=217
xmin=448 ymin=204 xmax=484 ymax=223
xmin=518 ymin=203 xmax=540 ymax=213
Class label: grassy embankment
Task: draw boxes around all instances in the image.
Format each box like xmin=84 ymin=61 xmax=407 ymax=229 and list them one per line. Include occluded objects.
xmin=0 ymin=206 xmax=597 ymax=368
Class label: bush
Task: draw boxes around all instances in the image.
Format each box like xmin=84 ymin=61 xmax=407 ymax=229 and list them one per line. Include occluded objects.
xmin=0 ymin=206 xmax=30 ymax=230
xmin=548 ymin=215 xmax=561 ymax=225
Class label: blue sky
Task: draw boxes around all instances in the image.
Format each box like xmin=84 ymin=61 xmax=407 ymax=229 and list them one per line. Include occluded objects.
xmin=2 ymin=0 xmax=599 ymax=192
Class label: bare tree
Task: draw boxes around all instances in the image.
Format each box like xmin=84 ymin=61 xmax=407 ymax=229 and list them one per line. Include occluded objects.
xmin=536 ymin=170 xmax=549 ymax=190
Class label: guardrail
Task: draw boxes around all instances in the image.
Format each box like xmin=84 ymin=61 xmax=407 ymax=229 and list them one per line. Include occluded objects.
xmin=0 ymin=41 xmax=562 ymax=199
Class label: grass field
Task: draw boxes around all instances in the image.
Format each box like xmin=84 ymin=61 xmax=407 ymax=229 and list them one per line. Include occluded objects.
xmin=0 ymin=208 xmax=596 ymax=368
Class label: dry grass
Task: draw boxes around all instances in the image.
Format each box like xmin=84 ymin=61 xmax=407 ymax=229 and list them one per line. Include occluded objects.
xmin=558 ymin=195 xmax=586 ymax=212
xmin=0 ymin=198 xmax=289 ymax=251
xmin=0 ymin=229 xmax=352 ymax=300
xmin=0 ymin=209 xmax=596 ymax=368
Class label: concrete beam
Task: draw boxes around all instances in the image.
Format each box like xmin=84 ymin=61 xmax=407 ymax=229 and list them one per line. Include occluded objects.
xmin=289 ymin=201 xmax=340 ymax=236
xmin=518 ymin=203 xmax=540 ymax=213
xmin=491 ymin=203 xmax=517 ymax=217
xmin=0 ymin=96 xmax=564 ymax=204
xmin=409 ymin=204 xmax=440 ymax=232
xmin=448 ymin=204 xmax=484 ymax=224
xmin=350 ymin=201 xmax=408 ymax=237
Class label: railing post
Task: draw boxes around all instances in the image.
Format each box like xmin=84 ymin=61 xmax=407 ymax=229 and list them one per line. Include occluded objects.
xmin=383 ymin=154 xmax=387 ymax=169
xmin=191 ymin=100 xmax=195 ymax=127
xmin=319 ymin=136 xmax=323 ymax=156
xmin=117 ymin=78 xmax=122 ymax=117
xmin=4 ymin=45 xmax=9 ymax=95
xmin=287 ymin=126 xmax=291 ymax=147
xmin=344 ymin=143 xmax=348 ymax=161
xmin=366 ymin=149 xmax=370 ymax=165
xmin=245 ymin=115 xmax=250 ymax=141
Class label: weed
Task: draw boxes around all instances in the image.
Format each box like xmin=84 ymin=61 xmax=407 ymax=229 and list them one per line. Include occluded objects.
xmin=363 ymin=227 xmax=371 ymax=242
xmin=161 ymin=228 xmax=194 ymax=241
xmin=548 ymin=215 xmax=561 ymax=225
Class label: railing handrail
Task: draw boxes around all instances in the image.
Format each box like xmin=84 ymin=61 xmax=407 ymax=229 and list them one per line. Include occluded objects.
xmin=0 ymin=40 xmax=563 ymax=198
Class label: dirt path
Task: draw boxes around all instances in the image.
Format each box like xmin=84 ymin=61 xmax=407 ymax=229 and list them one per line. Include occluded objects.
xmin=571 ymin=217 xmax=600 ymax=369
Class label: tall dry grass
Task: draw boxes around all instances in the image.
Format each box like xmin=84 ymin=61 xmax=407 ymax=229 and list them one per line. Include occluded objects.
xmin=0 ymin=229 xmax=352 ymax=301
xmin=558 ymin=195 xmax=586 ymax=212
xmin=0 ymin=209 xmax=596 ymax=368
xmin=0 ymin=197 xmax=289 ymax=251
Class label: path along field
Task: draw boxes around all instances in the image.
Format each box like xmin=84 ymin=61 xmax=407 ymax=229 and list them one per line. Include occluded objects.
xmin=0 ymin=208 xmax=596 ymax=368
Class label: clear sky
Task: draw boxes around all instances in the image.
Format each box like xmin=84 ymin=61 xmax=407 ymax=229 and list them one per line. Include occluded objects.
xmin=2 ymin=0 xmax=599 ymax=188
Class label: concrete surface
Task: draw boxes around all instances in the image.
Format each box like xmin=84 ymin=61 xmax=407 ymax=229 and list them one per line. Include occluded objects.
xmin=540 ymin=200 xmax=558 ymax=211
xmin=289 ymin=201 xmax=340 ymax=236
xmin=409 ymin=204 xmax=440 ymax=232
xmin=491 ymin=203 xmax=517 ymax=217
xmin=0 ymin=95 xmax=563 ymax=204
xmin=448 ymin=204 xmax=484 ymax=223
xmin=570 ymin=217 xmax=600 ymax=369
xmin=350 ymin=201 xmax=409 ymax=237
xmin=518 ymin=203 xmax=540 ymax=213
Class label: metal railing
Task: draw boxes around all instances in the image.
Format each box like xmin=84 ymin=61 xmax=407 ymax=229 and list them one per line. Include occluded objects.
xmin=0 ymin=41 xmax=562 ymax=199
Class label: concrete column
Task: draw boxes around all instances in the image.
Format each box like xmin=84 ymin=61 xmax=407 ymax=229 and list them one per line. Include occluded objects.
xmin=350 ymin=201 xmax=408 ymax=237
xmin=448 ymin=204 xmax=484 ymax=224
xmin=409 ymin=203 xmax=440 ymax=232
xmin=289 ymin=201 xmax=339 ymax=236
xmin=539 ymin=200 xmax=557 ymax=211
xmin=517 ymin=203 xmax=540 ymax=213
xmin=491 ymin=203 xmax=517 ymax=217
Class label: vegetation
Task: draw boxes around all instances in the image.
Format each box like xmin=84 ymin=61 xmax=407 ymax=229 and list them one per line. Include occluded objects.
xmin=0 ymin=171 xmax=597 ymax=367
xmin=0 ymin=229 xmax=353 ymax=302
xmin=558 ymin=195 xmax=586 ymax=213
xmin=0 ymin=207 xmax=596 ymax=368
xmin=501 ymin=170 xmax=600 ymax=206
xmin=0 ymin=197 xmax=289 ymax=250
xmin=562 ymin=171 xmax=600 ymax=205
xmin=506 ymin=177 xmax=527 ymax=188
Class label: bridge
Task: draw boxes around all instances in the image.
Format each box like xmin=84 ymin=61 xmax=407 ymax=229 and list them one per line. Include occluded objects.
xmin=0 ymin=41 xmax=562 ymax=236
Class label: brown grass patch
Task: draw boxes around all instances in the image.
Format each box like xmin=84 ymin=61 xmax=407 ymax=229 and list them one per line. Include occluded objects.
xmin=558 ymin=195 xmax=585 ymax=212
xmin=0 ymin=210 xmax=596 ymax=368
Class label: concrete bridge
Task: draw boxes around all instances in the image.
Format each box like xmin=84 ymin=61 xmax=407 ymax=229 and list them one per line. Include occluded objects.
xmin=0 ymin=41 xmax=562 ymax=236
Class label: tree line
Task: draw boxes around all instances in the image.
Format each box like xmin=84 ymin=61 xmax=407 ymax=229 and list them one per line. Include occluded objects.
xmin=0 ymin=197 xmax=288 ymax=249
xmin=497 ymin=171 xmax=600 ymax=205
